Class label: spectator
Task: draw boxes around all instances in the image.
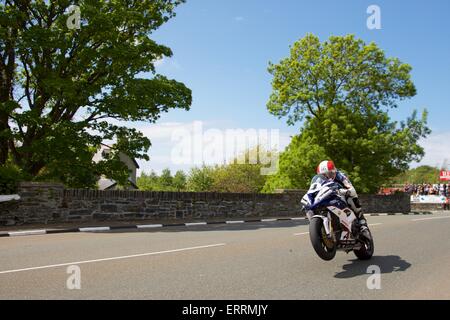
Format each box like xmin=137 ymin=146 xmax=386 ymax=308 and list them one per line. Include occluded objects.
xmin=401 ymin=183 xmax=450 ymax=196
xmin=439 ymin=184 xmax=444 ymax=195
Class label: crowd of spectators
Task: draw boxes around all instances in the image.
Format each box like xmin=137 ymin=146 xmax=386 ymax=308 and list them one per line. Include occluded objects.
xmin=379 ymin=183 xmax=449 ymax=210
xmin=404 ymin=183 xmax=449 ymax=196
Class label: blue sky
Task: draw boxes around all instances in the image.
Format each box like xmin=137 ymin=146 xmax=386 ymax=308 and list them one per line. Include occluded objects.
xmin=135 ymin=0 xmax=450 ymax=174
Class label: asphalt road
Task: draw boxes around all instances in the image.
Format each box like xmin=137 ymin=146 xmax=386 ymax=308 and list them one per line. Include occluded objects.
xmin=1 ymin=212 xmax=450 ymax=300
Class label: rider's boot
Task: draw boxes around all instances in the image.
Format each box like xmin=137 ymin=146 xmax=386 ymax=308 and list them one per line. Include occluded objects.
xmin=348 ymin=197 xmax=367 ymax=232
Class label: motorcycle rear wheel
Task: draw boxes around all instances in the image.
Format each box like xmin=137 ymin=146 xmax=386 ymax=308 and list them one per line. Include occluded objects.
xmin=354 ymin=229 xmax=374 ymax=260
xmin=309 ymin=217 xmax=337 ymax=261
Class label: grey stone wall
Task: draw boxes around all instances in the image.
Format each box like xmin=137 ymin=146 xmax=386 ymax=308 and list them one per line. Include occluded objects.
xmin=0 ymin=183 xmax=411 ymax=226
xmin=411 ymin=203 xmax=447 ymax=211
xmin=275 ymin=190 xmax=411 ymax=213
xmin=359 ymin=194 xmax=411 ymax=213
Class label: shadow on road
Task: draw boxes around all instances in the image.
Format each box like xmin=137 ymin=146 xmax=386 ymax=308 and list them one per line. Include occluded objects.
xmin=334 ymin=255 xmax=412 ymax=279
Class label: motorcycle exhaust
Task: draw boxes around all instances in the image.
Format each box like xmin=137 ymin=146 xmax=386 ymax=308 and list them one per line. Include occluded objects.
xmin=337 ymin=241 xmax=362 ymax=251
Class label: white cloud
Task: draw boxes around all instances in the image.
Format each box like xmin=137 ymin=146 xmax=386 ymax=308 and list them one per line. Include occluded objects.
xmin=136 ymin=121 xmax=206 ymax=174
xmin=153 ymin=56 xmax=181 ymax=70
xmin=133 ymin=121 xmax=293 ymax=175
xmin=153 ymin=57 xmax=165 ymax=67
xmin=137 ymin=122 xmax=191 ymax=141
xmin=412 ymin=131 xmax=450 ymax=169
xmin=279 ymin=132 xmax=293 ymax=151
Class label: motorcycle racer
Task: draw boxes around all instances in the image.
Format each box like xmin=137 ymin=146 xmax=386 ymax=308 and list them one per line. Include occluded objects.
xmin=311 ymin=160 xmax=368 ymax=232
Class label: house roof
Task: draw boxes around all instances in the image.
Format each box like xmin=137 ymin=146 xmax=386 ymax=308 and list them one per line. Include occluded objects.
xmin=98 ymin=178 xmax=139 ymax=190
xmin=100 ymin=143 xmax=140 ymax=169
xmin=98 ymin=178 xmax=117 ymax=190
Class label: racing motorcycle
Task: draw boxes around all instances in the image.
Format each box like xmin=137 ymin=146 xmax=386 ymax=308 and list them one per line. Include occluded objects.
xmin=301 ymin=177 xmax=374 ymax=261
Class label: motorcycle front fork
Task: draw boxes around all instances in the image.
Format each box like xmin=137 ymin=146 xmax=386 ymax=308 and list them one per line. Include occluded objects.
xmin=322 ymin=214 xmax=335 ymax=241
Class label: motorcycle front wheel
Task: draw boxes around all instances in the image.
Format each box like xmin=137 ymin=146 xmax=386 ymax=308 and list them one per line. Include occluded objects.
xmin=309 ymin=217 xmax=337 ymax=261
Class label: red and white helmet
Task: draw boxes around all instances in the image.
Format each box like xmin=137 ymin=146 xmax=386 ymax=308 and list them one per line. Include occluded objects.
xmin=317 ymin=160 xmax=337 ymax=180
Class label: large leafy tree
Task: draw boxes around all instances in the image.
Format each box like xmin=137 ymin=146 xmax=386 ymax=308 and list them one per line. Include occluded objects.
xmin=262 ymin=133 xmax=327 ymax=192
xmin=268 ymin=34 xmax=417 ymax=124
xmin=265 ymin=34 xmax=430 ymax=193
xmin=264 ymin=106 xmax=430 ymax=193
xmin=0 ymin=0 xmax=191 ymax=187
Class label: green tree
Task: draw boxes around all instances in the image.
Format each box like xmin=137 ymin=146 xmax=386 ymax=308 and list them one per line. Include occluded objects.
xmin=264 ymin=106 xmax=430 ymax=193
xmin=172 ymin=170 xmax=187 ymax=191
xmin=184 ymin=147 xmax=274 ymax=193
xmin=268 ymin=34 xmax=416 ymax=124
xmin=211 ymin=146 xmax=270 ymax=193
xmin=0 ymin=0 xmax=191 ymax=187
xmin=390 ymin=166 xmax=441 ymax=184
xmin=137 ymin=170 xmax=160 ymax=191
xmin=186 ymin=165 xmax=216 ymax=192
xmin=159 ymin=168 xmax=173 ymax=189
xmin=0 ymin=163 xmax=23 ymax=194
xmin=137 ymin=169 xmax=187 ymax=191
xmin=262 ymin=133 xmax=327 ymax=192
xmin=264 ymin=34 xmax=430 ymax=193
xmin=212 ymin=163 xmax=267 ymax=193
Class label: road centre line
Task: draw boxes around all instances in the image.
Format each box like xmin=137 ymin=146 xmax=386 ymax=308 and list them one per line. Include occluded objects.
xmin=412 ymin=216 xmax=450 ymax=222
xmin=294 ymin=232 xmax=310 ymax=236
xmin=0 ymin=243 xmax=226 ymax=275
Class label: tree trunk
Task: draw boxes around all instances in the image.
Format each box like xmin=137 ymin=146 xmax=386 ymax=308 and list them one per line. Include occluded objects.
xmin=0 ymin=113 xmax=8 ymax=165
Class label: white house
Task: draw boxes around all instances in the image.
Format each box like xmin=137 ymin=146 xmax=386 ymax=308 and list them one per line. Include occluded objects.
xmin=93 ymin=144 xmax=140 ymax=190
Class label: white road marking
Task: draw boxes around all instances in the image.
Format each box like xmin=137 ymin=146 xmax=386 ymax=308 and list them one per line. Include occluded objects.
xmin=79 ymin=227 xmax=110 ymax=232
xmin=294 ymin=232 xmax=310 ymax=236
xmin=137 ymin=224 xmax=163 ymax=229
xmin=185 ymin=222 xmax=207 ymax=227
xmin=290 ymin=217 xmax=305 ymax=221
xmin=412 ymin=216 xmax=450 ymax=222
xmin=8 ymin=230 xmax=47 ymax=237
xmin=0 ymin=243 xmax=226 ymax=275
xmin=261 ymin=219 xmax=277 ymax=222
xmin=226 ymin=221 xmax=244 ymax=224
xmin=369 ymin=223 xmax=383 ymax=227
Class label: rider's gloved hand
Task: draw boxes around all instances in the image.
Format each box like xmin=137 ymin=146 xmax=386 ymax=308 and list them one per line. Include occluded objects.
xmin=338 ymin=188 xmax=350 ymax=198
